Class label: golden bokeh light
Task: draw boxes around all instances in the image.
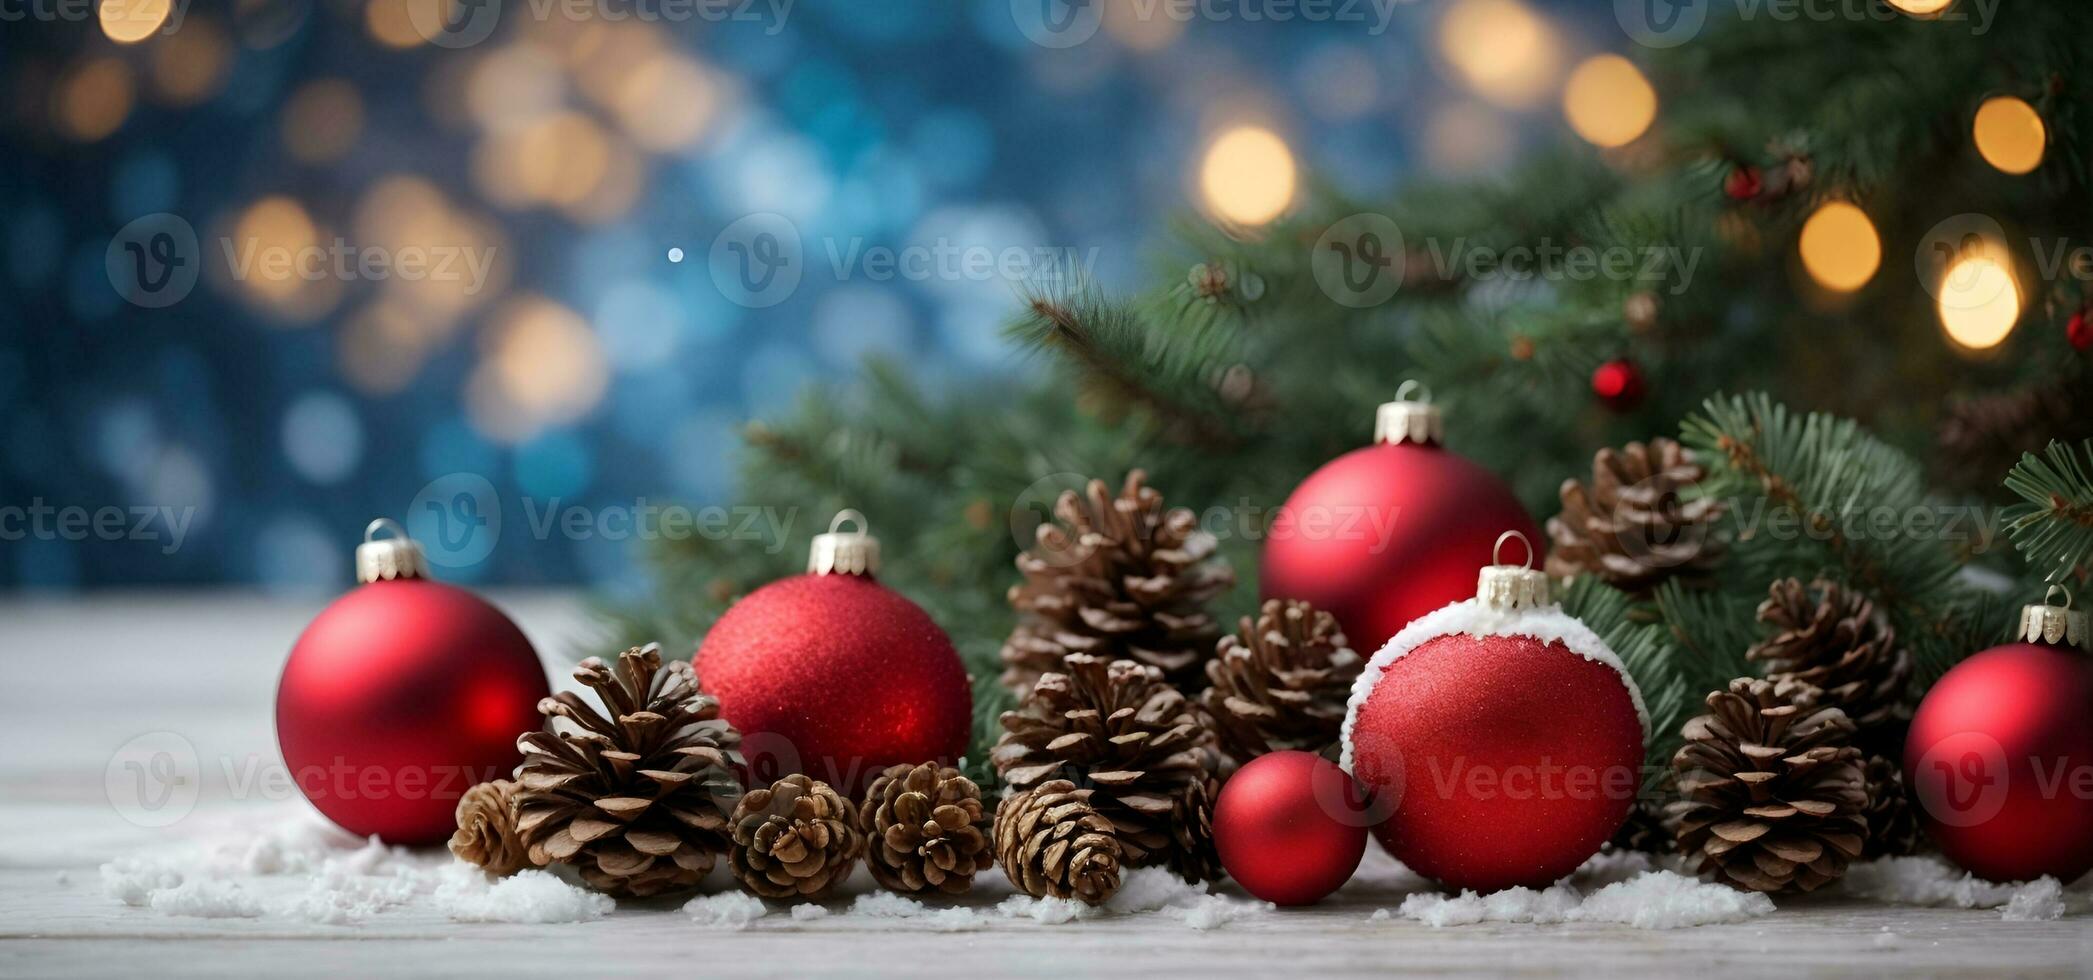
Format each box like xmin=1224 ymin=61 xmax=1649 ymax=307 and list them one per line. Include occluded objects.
xmin=55 ymin=58 xmax=135 ymax=142
xmin=282 ymin=79 xmax=365 ymax=164
xmin=1972 ymin=96 xmax=2045 ymax=175
xmin=1887 ymin=0 xmax=1954 ymax=16
xmin=468 ymin=296 xmax=609 ymax=443
xmin=1199 ymin=126 xmax=1296 ymax=227
xmin=468 ymin=43 xmax=568 ymax=132
xmin=1937 ymin=246 xmax=2021 ymax=351
xmin=1440 ymin=0 xmax=1559 ymax=109
xmin=1798 ymin=201 xmax=1881 ymax=292
xmin=149 ymin=17 xmax=232 ymax=106
xmin=1563 ymin=55 xmax=1657 ymax=148
xmin=233 ymin=196 xmax=321 ymax=303
xmin=1104 ymin=2 xmax=1184 ymax=51
xmin=610 ymin=55 xmax=717 ymax=152
xmin=353 ymin=175 xmax=508 ymax=324
xmin=1424 ymin=101 xmax=1514 ymax=176
xmin=364 ymin=0 xmax=430 ymax=49
xmin=99 ymin=0 xmax=171 ymax=43
xmin=338 ymin=300 xmax=434 ymax=395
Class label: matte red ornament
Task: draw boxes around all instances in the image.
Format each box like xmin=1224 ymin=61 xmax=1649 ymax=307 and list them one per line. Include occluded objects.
xmin=1214 ymin=751 xmax=1371 ymax=905
xmin=1341 ymin=535 xmax=1645 ymax=893
xmin=696 ymin=511 xmax=972 ymax=795
xmin=1591 ymin=358 xmax=1646 ymax=412
xmin=2067 ymin=309 xmax=2091 ymax=351
xmin=276 ymin=521 xmax=549 ymax=845
xmin=1724 ymin=164 xmax=1763 ymax=201
xmin=1905 ymin=591 xmax=2093 ymax=883
xmin=1261 ymin=385 xmax=1541 ymax=655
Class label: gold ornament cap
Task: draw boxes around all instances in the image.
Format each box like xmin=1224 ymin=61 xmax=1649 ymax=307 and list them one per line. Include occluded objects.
xmin=1477 ymin=531 xmax=1549 ymax=612
xmin=1374 ymin=380 xmax=1444 ymax=446
xmin=2018 ymin=585 xmax=2089 ymax=650
xmin=808 ymin=509 xmax=879 ymax=576
xmin=356 ymin=518 xmax=428 ymax=584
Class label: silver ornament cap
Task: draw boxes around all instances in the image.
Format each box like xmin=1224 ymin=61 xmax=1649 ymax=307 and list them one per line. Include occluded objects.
xmin=1477 ymin=530 xmax=1549 ymax=612
xmin=1373 ymin=380 xmax=1444 ymax=447
xmin=355 ymin=518 xmax=428 ymax=584
xmin=2018 ymin=585 xmax=2089 ymax=651
xmin=808 ymin=509 xmax=880 ymax=576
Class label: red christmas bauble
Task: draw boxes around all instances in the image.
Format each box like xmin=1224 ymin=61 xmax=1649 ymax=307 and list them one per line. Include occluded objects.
xmin=277 ymin=527 xmax=549 ymax=845
xmin=1905 ymin=611 xmax=2093 ymax=883
xmin=1342 ymin=554 xmax=1644 ymax=892
xmin=2067 ymin=309 xmax=2091 ymax=351
xmin=1724 ymin=164 xmax=1763 ymax=201
xmin=1214 ymin=751 xmax=1371 ymax=905
xmin=696 ymin=514 xmax=971 ymax=793
xmin=1261 ymin=392 xmax=1540 ymax=655
xmin=1591 ymin=358 xmax=1646 ymax=412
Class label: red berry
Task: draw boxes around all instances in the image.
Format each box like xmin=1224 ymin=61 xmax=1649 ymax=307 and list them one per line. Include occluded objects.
xmin=2069 ymin=310 xmax=2092 ymax=351
xmin=1592 ymin=358 xmax=1647 ymax=411
xmin=1723 ymin=164 xmax=1763 ymax=201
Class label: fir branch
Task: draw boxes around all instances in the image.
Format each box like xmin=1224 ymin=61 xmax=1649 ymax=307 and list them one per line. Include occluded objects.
xmin=2003 ymin=439 xmax=2093 ymax=585
xmin=1005 ymin=290 xmax=1242 ymax=448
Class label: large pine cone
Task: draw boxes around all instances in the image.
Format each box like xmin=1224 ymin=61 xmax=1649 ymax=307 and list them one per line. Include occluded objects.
xmin=1667 ymin=678 xmax=1868 ymax=893
xmin=1861 ymin=754 xmax=1924 ymax=859
xmin=729 ymin=774 xmax=862 ymax=900
xmin=515 ymin=645 xmax=744 ymax=898
xmin=1748 ymin=578 xmax=1912 ymax=737
xmin=994 ymin=779 xmax=1124 ymax=905
xmin=857 ymin=763 xmax=993 ymax=896
xmin=1546 ymin=438 xmax=1725 ymax=593
xmin=1001 ymin=471 xmax=1234 ymax=696
xmin=1202 ymin=599 xmax=1361 ymax=766
xmin=450 ymin=779 xmax=533 ymax=876
xmin=993 ymin=654 xmax=1219 ymax=881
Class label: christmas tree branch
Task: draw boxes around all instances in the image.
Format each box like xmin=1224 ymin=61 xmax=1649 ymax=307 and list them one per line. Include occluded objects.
xmin=2004 ymin=439 xmax=2093 ymax=585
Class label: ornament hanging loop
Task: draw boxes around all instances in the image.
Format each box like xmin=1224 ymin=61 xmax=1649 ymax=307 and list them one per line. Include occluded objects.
xmin=809 ymin=508 xmax=880 ymax=576
xmin=356 ymin=517 xmax=429 ymax=584
xmin=1374 ymin=380 xmax=1444 ymax=447
xmin=1477 ymin=530 xmax=1549 ymax=612
xmin=2020 ymin=584 xmax=2089 ymax=650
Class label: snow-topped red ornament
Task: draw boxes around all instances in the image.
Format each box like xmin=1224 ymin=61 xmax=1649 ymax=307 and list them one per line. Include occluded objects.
xmin=1340 ymin=532 xmax=1646 ymax=893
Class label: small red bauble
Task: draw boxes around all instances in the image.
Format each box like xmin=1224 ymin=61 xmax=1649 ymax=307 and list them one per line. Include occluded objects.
xmin=1591 ymin=358 xmax=1646 ymax=412
xmin=1342 ymin=537 xmax=1645 ymax=892
xmin=1905 ymin=594 xmax=2093 ymax=883
xmin=696 ymin=512 xmax=971 ymax=794
xmin=1214 ymin=751 xmax=1371 ymax=905
xmin=1261 ymin=386 xmax=1541 ymax=655
xmin=277 ymin=522 xmax=549 ymax=844
xmin=2067 ymin=309 xmax=2091 ymax=351
xmin=1723 ymin=164 xmax=1763 ymax=201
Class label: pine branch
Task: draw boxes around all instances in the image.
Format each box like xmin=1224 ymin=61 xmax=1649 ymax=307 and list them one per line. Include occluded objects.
xmin=2003 ymin=439 xmax=2093 ymax=585
xmin=1005 ymin=290 xmax=1243 ymax=448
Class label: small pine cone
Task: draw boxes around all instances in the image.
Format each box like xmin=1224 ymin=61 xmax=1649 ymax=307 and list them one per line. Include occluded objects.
xmin=1166 ymin=775 xmax=1221 ymax=884
xmin=729 ymin=775 xmax=863 ymax=900
xmin=857 ymin=763 xmax=994 ymax=896
xmin=1668 ymin=679 xmax=1868 ymax=893
xmin=994 ymin=779 xmax=1124 ymax=905
xmin=450 ymin=779 xmax=533 ymax=876
xmin=1861 ymin=754 xmax=1925 ymax=859
xmin=1000 ymin=471 xmax=1235 ymax=696
xmin=1546 ymin=438 xmax=1725 ymax=594
xmin=514 ymin=645 xmax=744 ymax=898
xmin=1202 ymin=599 xmax=1362 ymax=766
xmin=994 ymin=654 xmax=1219 ymax=881
xmin=1748 ymin=578 xmax=1912 ymax=735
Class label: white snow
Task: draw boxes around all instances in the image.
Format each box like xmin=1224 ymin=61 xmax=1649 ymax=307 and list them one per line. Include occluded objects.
xmin=789 ymin=903 xmax=831 ymax=921
xmin=847 ymin=892 xmax=991 ymax=931
xmin=988 ymin=868 xmax=1271 ymax=930
xmin=1840 ymin=855 xmax=2085 ymax=920
xmin=1392 ymin=871 xmax=1772 ymax=930
xmin=438 ymin=868 xmax=613 ymax=924
xmin=2001 ymin=879 xmax=2067 ymax=922
xmin=683 ymin=891 xmax=770 ymax=929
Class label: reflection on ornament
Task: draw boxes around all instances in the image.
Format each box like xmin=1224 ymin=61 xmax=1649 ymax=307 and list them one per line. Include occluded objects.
xmin=1799 ymin=201 xmax=1881 ymax=292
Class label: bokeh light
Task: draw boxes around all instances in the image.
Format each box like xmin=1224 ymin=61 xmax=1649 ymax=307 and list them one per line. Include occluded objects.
xmin=225 ymin=195 xmax=342 ymax=321
xmin=364 ymin=0 xmax=430 ymax=49
xmin=1424 ymin=101 xmax=1515 ymax=176
xmin=608 ymin=55 xmax=718 ymax=152
xmin=1972 ymin=96 xmax=2045 ymax=175
xmin=1440 ymin=0 xmax=1559 ymax=109
xmin=1563 ymin=55 xmax=1657 ymax=148
xmin=1798 ymin=201 xmax=1881 ymax=292
xmin=1104 ymin=3 xmax=1184 ymax=51
xmin=55 ymin=58 xmax=135 ymax=142
xmin=1199 ymin=126 xmax=1296 ymax=227
xmin=99 ymin=0 xmax=172 ymax=44
xmin=467 ymin=296 xmax=609 ymax=444
xmin=1888 ymin=0 xmax=1954 ymax=16
xmin=1937 ymin=246 xmax=2021 ymax=351
xmin=148 ymin=17 xmax=232 ymax=106
xmin=282 ymin=80 xmax=365 ymax=164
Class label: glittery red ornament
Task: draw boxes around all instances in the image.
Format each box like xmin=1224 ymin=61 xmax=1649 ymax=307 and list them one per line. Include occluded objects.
xmin=276 ymin=521 xmax=550 ymax=845
xmin=1724 ymin=164 xmax=1763 ymax=201
xmin=1591 ymin=358 xmax=1646 ymax=412
xmin=1905 ymin=591 xmax=2093 ymax=883
xmin=1341 ymin=535 xmax=1645 ymax=892
xmin=1260 ymin=385 xmax=1541 ymax=655
xmin=1214 ymin=751 xmax=1371 ymax=905
xmin=696 ymin=512 xmax=972 ymax=795
xmin=2067 ymin=309 xmax=2092 ymax=351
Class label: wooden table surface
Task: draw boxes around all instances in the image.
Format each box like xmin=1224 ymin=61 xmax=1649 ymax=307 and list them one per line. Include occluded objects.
xmin=3 ymin=593 xmax=2088 ymax=979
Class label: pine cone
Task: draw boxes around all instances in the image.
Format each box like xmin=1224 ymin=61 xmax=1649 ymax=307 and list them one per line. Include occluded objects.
xmin=728 ymin=774 xmax=862 ymax=900
xmin=1202 ymin=599 xmax=1361 ymax=766
xmin=450 ymin=779 xmax=533 ymax=876
xmin=993 ymin=654 xmax=1219 ymax=880
xmin=514 ymin=644 xmax=744 ymax=898
xmin=1001 ymin=472 xmax=1235 ymax=695
xmin=1668 ymin=679 xmax=1868 ymax=893
xmin=1546 ymin=438 xmax=1725 ymax=593
xmin=857 ymin=763 xmax=994 ymax=896
xmin=1861 ymin=754 xmax=1925 ymax=859
xmin=1748 ymin=578 xmax=1912 ymax=736
xmin=994 ymin=779 xmax=1124 ymax=905
xmin=1608 ymin=798 xmax=1677 ymax=855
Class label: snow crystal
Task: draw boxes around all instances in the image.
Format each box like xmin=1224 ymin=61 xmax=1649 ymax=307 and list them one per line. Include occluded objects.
xmin=684 ymin=891 xmax=770 ymax=929
xmin=2001 ymin=877 xmax=2066 ymax=922
xmin=436 ymin=868 xmax=613 ymax=924
xmin=994 ymin=892 xmax=1089 ymax=924
xmin=1393 ymin=871 xmax=1771 ymax=930
xmin=846 ymin=892 xmax=989 ymax=931
xmin=789 ymin=903 xmax=830 ymax=921
xmin=146 ymin=879 xmax=265 ymax=919
xmin=1841 ymin=856 xmax=2030 ymax=910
